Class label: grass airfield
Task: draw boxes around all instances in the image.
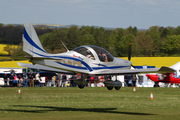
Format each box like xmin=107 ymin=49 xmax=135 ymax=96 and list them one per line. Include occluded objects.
xmin=0 ymin=87 xmax=180 ymax=120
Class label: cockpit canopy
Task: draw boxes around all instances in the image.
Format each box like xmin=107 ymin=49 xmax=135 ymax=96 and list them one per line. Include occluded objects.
xmin=73 ymin=45 xmax=114 ymax=62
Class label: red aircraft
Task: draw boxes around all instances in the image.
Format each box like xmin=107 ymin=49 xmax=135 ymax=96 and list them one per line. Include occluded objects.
xmin=146 ymin=73 xmax=180 ymax=87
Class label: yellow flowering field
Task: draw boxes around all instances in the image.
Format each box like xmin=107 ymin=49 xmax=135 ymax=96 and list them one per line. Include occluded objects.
xmin=0 ymin=60 xmax=30 ymax=68
xmin=0 ymin=56 xmax=12 ymax=60
xmin=0 ymin=44 xmax=18 ymax=55
xmin=121 ymin=57 xmax=180 ymax=68
xmin=0 ymin=57 xmax=180 ymax=68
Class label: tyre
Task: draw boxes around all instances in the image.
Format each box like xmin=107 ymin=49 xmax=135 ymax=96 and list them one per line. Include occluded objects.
xmin=115 ymin=86 xmax=121 ymax=90
xmin=107 ymin=86 xmax=113 ymax=90
xmin=78 ymin=85 xmax=85 ymax=89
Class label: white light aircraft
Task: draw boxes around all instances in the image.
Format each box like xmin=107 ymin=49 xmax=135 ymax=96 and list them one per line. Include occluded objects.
xmin=18 ymin=22 xmax=175 ymax=90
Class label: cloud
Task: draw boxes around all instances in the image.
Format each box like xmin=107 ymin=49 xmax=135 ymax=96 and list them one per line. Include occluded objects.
xmin=125 ymin=0 xmax=156 ymax=5
xmin=144 ymin=0 xmax=156 ymax=5
xmin=68 ymin=0 xmax=84 ymax=3
xmin=126 ymin=0 xmax=180 ymax=6
xmin=45 ymin=0 xmax=84 ymax=4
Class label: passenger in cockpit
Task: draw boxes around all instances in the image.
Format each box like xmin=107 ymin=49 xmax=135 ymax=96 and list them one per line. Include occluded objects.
xmin=87 ymin=49 xmax=95 ymax=60
xmin=87 ymin=49 xmax=92 ymax=58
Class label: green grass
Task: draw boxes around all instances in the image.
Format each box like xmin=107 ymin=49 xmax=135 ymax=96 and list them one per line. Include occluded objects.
xmin=0 ymin=56 xmax=12 ymax=61
xmin=0 ymin=87 xmax=180 ymax=120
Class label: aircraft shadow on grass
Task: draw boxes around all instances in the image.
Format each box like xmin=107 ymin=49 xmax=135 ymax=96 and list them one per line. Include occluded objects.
xmin=0 ymin=105 xmax=156 ymax=115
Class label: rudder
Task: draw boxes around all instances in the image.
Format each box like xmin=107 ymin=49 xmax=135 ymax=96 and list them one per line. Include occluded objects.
xmin=23 ymin=22 xmax=47 ymax=57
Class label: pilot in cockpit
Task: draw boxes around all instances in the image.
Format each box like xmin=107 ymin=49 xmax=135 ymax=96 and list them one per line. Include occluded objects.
xmin=98 ymin=49 xmax=108 ymax=62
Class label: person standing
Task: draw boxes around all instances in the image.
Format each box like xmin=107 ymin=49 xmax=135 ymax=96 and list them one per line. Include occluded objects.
xmin=86 ymin=75 xmax=91 ymax=87
xmin=27 ymin=72 xmax=31 ymax=86
xmin=22 ymin=71 xmax=28 ymax=87
xmin=29 ymin=74 xmax=32 ymax=87
xmin=45 ymin=76 xmax=48 ymax=86
xmin=61 ymin=74 xmax=67 ymax=87
xmin=9 ymin=73 xmax=14 ymax=87
xmin=29 ymin=72 xmax=34 ymax=87
xmin=17 ymin=73 xmax=22 ymax=87
xmin=56 ymin=73 xmax=61 ymax=87
xmin=71 ymin=75 xmax=76 ymax=87
xmin=31 ymin=72 xmax=36 ymax=87
xmin=47 ymin=76 xmax=53 ymax=87
xmin=132 ymin=74 xmax=137 ymax=87
xmin=3 ymin=73 xmax=8 ymax=87
xmin=94 ymin=75 xmax=98 ymax=87
xmin=35 ymin=73 xmax=40 ymax=87
xmin=124 ymin=75 xmax=131 ymax=87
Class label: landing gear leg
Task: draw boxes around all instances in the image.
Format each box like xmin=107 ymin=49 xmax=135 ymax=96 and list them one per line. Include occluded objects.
xmin=75 ymin=74 xmax=87 ymax=89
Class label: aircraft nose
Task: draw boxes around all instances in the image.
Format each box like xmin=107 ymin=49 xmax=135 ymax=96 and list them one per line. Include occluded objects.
xmin=128 ymin=61 xmax=132 ymax=67
xmin=125 ymin=60 xmax=132 ymax=68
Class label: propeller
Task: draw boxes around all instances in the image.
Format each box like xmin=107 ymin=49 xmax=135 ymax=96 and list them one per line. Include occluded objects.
xmin=128 ymin=43 xmax=132 ymax=61
xmin=128 ymin=43 xmax=136 ymax=69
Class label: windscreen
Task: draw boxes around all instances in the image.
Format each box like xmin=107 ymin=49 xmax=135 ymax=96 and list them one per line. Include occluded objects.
xmin=73 ymin=47 xmax=95 ymax=60
xmin=89 ymin=45 xmax=114 ymax=62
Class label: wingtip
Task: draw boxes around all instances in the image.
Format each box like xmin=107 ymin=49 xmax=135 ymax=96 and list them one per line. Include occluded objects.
xmin=159 ymin=66 xmax=176 ymax=73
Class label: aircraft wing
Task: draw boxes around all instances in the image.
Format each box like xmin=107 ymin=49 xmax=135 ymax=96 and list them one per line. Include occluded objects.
xmin=94 ymin=66 xmax=176 ymax=76
xmin=17 ymin=62 xmax=75 ymax=75
xmin=18 ymin=62 xmax=175 ymax=76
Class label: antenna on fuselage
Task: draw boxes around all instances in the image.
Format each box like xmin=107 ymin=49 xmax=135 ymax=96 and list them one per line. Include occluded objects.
xmin=61 ymin=41 xmax=69 ymax=52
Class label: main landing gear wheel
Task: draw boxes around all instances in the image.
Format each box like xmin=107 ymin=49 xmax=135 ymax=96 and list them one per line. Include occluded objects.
xmin=78 ymin=85 xmax=85 ymax=89
xmin=154 ymin=85 xmax=160 ymax=87
xmin=115 ymin=87 xmax=121 ymax=90
xmin=107 ymin=86 xmax=113 ymax=90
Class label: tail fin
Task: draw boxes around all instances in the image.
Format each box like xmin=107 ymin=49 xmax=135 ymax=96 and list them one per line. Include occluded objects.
xmin=23 ymin=22 xmax=48 ymax=57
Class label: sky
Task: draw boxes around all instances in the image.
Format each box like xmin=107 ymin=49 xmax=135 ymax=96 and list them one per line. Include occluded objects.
xmin=0 ymin=0 xmax=180 ymax=29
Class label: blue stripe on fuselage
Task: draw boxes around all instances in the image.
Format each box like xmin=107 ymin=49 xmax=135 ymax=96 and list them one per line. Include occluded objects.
xmin=29 ymin=50 xmax=93 ymax=72
xmin=92 ymin=66 xmax=129 ymax=70
xmin=56 ymin=62 xmax=87 ymax=70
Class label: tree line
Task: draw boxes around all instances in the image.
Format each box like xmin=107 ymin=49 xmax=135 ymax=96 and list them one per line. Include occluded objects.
xmin=0 ymin=24 xmax=53 ymax=45
xmin=1 ymin=23 xmax=180 ymax=57
xmin=39 ymin=25 xmax=180 ymax=57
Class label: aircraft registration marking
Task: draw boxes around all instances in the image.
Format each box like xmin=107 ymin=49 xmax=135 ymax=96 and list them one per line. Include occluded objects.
xmin=57 ymin=59 xmax=82 ymax=67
